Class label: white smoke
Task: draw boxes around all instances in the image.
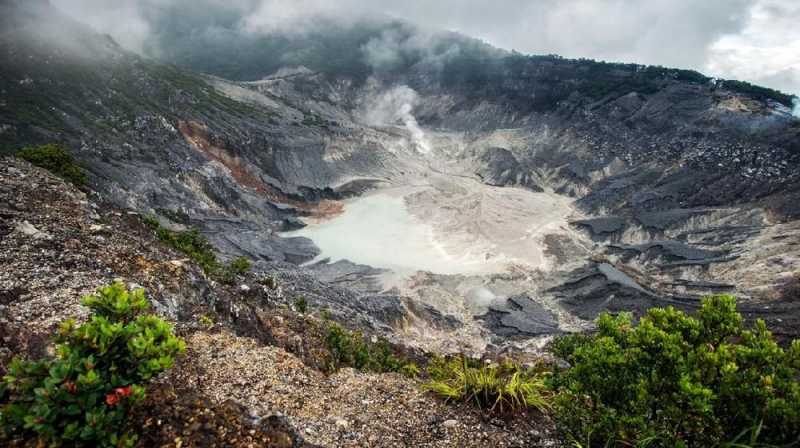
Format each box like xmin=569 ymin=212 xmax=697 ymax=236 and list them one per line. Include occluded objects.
xmin=360 ymin=27 xmax=466 ymax=74
xmin=793 ymin=97 xmax=800 ymax=118
xmin=359 ymin=85 xmax=431 ymax=154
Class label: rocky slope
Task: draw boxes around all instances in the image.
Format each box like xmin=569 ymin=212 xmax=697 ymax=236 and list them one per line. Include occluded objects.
xmin=0 ymin=158 xmax=560 ymax=447
xmin=1 ymin=0 xmax=799 ymax=354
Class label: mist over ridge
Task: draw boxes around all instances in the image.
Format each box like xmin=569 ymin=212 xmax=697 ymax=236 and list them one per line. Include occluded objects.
xmin=49 ymin=0 xmax=800 ymax=96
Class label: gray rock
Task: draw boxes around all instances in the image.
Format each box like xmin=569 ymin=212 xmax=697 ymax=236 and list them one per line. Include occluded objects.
xmin=443 ymin=419 xmax=458 ymax=428
xmin=479 ymin=295 xmax=560 ymax=337
xmin=571 ymin=216 xmax=626 ymax=235
xmin=15 ymin=220 xmax=49 ymax=239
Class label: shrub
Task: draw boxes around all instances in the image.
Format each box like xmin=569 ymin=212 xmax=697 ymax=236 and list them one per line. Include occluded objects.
xmin=425 ymin=355 xmax=551 ymax=413
xmin=551 ymin=295 xmax=800 ymax=447
xmin=324 ymin=323 xmax=416 ymax=376
xmin=17 ymin=143 xmax=87 ymax=186
xmin=198 ymin=314 xmax=214 ymax=328
xmin=294 ymin=296 xmax=308 ymax=314
xmin=227 ymin=257 xmax=251 ymax=276
xmin=260 ymin=276 xmax=278 ymax=290
xmin=142 ymin=216 xmax=250 ymax=285
xmin=216 ymin=257 xmax=252 ymax=285
xmin=0 ymin=282 xmax=185 ymax=446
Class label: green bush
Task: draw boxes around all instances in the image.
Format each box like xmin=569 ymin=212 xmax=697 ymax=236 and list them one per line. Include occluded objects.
xmin=425 ymin=355 xmax=551 ymax=413
xmin=142 ymin=216 xmax=250 ymax=285
xmin=0 ymin=282 xmax=185 ymax=447
xmin=324 ymin=323 xmax=416 ymax=376
xmin=17 ymin=143 xmax=87 ymax=186
xmin=551 ymin=295 xmax=800 ymax=447
xmin=227 ymin=257 xmax=251 ymax=276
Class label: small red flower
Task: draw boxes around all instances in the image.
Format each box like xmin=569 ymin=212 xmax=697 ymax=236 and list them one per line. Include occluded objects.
xmin=63 ymin=381 xmax=77 ymax=394
xmin=114 ymin=386 xmax=133 ymax=397
xmin=105 ymin=393 xmax=120 ymax=406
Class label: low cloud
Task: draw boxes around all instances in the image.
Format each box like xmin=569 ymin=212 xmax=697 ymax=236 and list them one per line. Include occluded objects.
xmin=360 ymin=27 xmax=469 ymax=74
xmin=50 ymin=0 xmax=800 ymax=95
xmin=706 ymin=0 xmax=800 ymax=96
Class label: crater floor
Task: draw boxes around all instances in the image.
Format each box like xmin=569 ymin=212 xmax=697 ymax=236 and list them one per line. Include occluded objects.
xmin=286 ymin=182 xmax=580 ymax=280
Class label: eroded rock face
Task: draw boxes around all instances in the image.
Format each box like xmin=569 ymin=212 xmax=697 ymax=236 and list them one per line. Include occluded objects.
xmin=478 ymin=295 xmax=560 ymax=338
xmin=472 ymin=147 xmax=542 ymax=191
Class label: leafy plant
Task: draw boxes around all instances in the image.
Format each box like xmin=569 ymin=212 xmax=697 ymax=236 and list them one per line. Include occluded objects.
xmin=16 ymin=143 xmax=87 ymax=186
xmin=0 ymin=282 xmax=185 ymax=446
xmin=551 ymin=295 xmax=800 ymax=447
xmin=425 ymin=355 xmax=551 ymax=413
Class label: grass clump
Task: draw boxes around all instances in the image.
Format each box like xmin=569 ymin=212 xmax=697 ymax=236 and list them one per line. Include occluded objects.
xmin=16 ymin=143 xmax=87 ymax=186
xmin=0 ymin=282 xmax=185 ymax=447
xmin=142 ymin=216 xmax=251 ymax=285
xmin=550 ymin=295 xmax=800 ymax=447
xmin=425 ymin=356 xmax=551 ymax=413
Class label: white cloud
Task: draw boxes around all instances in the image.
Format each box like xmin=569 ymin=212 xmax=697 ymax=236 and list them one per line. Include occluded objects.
xmin=706 ymin=0 xmax=800 ymax=95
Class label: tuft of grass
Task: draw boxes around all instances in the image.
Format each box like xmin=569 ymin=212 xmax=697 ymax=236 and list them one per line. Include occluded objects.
xmin=424 ymin=355 xmax=551 ymax=413
xmin=16 ymin=143 xmax=87 ymax=186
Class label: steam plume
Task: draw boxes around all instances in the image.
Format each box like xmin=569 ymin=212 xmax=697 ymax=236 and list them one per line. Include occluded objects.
xmin=359 ymin=85 xmax=431 ymax=154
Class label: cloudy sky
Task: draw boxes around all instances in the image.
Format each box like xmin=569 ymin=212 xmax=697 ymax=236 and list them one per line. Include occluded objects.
xmin=52 ymin=0 xmax=800 ymax=95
